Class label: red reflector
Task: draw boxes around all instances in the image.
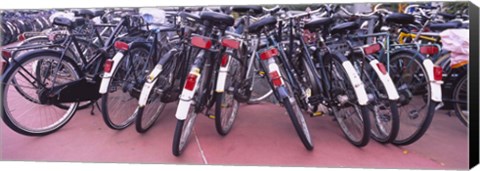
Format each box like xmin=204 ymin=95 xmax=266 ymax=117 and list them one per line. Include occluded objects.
xmin=114 ymin=41 xmax=129 ymax=51
xmin=260 ymin=47 xmax=279 ymax=60
xmin=1 ymin=50 xmax=12 ymax=58
xmin=18 ymin=33 xmax=26 ymax=41
xmin=184 ymin=73 xmax=198 ymax=91
xmin=419 ymin=45 xmax=439 ymax=55
xmin=103 ymin=59 xmax=114 ymax=73
xmin=221 ymin=38 xmax=240 ymax=49
xmin=376 ymin=62 xmax=387 ymax=75
xmin=221 ymin=54 xmax=229 ymax=67
xmin=363 ymin=43 xmax=381 ymax=55
xmin=191 ymin=36 xmax=212 ymax=49
xmin=269 ymin=71 xmax=283 ymax=87
xmin=433 ymin=66 xmax=443 ymax=81
xmin=1 ymin=60 xmax=7 ymax=74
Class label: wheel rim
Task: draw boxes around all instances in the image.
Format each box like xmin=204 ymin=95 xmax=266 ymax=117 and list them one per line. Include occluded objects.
xmin=3 ymin=55 xmax=78 ymax=133
xmin=390 ymin=55 xmax=431 ymax=142
xmin=179 ymin=105 xmax=198 ymax=151
xmin=103 ymin=47 xmax=151 ymax=128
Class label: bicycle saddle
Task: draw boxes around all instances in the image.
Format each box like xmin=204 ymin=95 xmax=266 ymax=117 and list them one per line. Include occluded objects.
xmin=385 ymin=13 xmax=415 ymax=25
xmin=200 ymin=11 xmax=235 ymax=27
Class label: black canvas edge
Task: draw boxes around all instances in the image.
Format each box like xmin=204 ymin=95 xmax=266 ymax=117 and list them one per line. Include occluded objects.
xmin=469 ymin=1 xmax=479 ymax=169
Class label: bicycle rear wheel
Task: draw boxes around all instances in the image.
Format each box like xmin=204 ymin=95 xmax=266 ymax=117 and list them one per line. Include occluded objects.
xmin=135 ymin=70 xmax=173 ymax=133
xmin=453 ymin=75 xmax=468 ymax=126
xmin=1 ymin=50 xmax=80 ymax=136
xmin=323 ymin=54 xmax=370 ymax=147
xmin=389 ymin=52 xmax=435 ymax=145
xmin=214 ymin=53 xmax=243 ymax=136
xmin=101 ymin=45 xmax=151 ymax=130
xmin=354 ymin=59 xmax=399 ymax=143
xmin=172 ymin=103 xmax=198 ymax=156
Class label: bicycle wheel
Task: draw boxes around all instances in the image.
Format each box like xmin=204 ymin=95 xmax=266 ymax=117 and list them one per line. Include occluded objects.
xmin=323 ymin=54 xmax=370 ymax=147
xmin=389 ymin=52 xmax=435 ymax=145
xmin=135 ymin=66 xmax=174 ymax=133
xmin=355 ymin=60 xmax=399 ymax=143
xmin=282 ymin=88 xmax=314 ymax=150
xmin=277 ymin=63 xmax=314 ymax=150
xmin=248 ymin=59 xmax=274 ymax=103
xmin=172 ymin=103 xmax=198 ymax=156
xmin=214 ymin=53 xmax=242 ymax=136
xmin=453 ymin=75 xmax=468 ymax=126
xmin=101 ymin=45 xmax=151 ymax=130
xmin=1 ymin=50 xmax=80 ymax=136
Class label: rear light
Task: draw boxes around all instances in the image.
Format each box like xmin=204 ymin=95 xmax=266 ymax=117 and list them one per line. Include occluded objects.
xmin=433 ymin=66 xmax=442 ymax=81
xmin=2 ymin=50 xmax=12 ymax=58
xmin=18 ymin=33 xmax=26 ymax=41
xmin=184 ymin=73 xmax=198 ymax=91
xmin=103 ymin=59 xmax=114 ymax=73
xmin=221 ymin=38 xmax=240 ymax=49
xmin=363 ymin=43 xmax=381 ymax=55
xmin=419 ymin=45 xmax=439 ymax=55
xmin=114 ymin=41 xmax=129 ymax=51
xmin=269 ymin=71 xmax=283 ymax=87
xmin=376 ymin=62 xmax=387 ymax=75
xmin=1 ymin=60 xmax=7 ymax=74
xmin=191 ymin=36 xmax=212 ymax=49
xmin=260 ymin=47 xmax=279 ymax=60
xmin=220 ymin=54 xmax=229 ymax=67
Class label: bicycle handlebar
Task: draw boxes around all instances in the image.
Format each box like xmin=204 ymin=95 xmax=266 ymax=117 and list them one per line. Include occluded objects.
xmin=339 ymin=5 xmax=390 ymax=18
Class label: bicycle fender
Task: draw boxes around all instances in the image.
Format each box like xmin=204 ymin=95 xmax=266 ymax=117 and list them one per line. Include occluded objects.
xmin=175 ymin=68 xmax=201 ymax=120
xmin=369 ymin=60 xmax=400 ymax=100
xmin=138 ymin=64 xmax=162 ymax=107
xmin=391 ymin=49 xmax=442 ymax=102
xmin=423 ymin=59 xmax=443 ymax=102
xmin=215 ymin=54 xmax=231 ymax=93
xmin=341 ymin=61 xmax=369 ymax=105
xmin=98 ymin=52 xmax=124 ymax=94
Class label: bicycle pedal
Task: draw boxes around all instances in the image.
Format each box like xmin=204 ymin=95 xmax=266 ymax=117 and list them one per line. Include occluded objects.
xmin=258 ymin=71 xmax=265 ymax=76
xmin=310 ymin=111 xmax=323 ymax=117
xmin=207 ymin=114 xmax=215 ymax=119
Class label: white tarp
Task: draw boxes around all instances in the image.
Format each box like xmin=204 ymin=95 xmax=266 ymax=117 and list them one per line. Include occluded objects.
xmin=139 ymin=8 xmax=166 ymax=24
xmin=49 ymin=11 xmax=75 ymax=23
xmin=440 ymin=29 xmax=469 ymax=67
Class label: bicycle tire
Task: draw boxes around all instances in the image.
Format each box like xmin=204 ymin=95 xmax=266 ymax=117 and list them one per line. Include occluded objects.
xmin=172 ymin=103 xmax=198 ymax=156
xmin=354 ymin=59 xmax=400 ymax=143
xmin=324 ymin=54 xmax=370 ymax=147
xmin=1 ymin=50 xmax=80 ymax=136
xmin=281 ymin=90 xmax=314 ymax=150
xmin=214 ymin=52 xmax=243 ymax=135
xmin=277 ymin=62 xmax=314 ymax=150
xmin=389 ymin=52 xmax=436 ymax=145
xmin=135 ymin=68 xmax=174 ymax=133
xmin=101 ymin=45 xmax=151 ymax=130
xmin=453 ymin=75 xmax=468 ymax=126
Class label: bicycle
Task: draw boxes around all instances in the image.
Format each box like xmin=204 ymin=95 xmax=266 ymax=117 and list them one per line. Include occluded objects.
xmin=1 ymin=14 xmax=142 ymax=136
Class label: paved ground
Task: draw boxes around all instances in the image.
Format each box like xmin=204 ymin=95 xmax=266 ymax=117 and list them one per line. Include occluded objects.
xmin=0 ymin=102 xmax=469 ymax=170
